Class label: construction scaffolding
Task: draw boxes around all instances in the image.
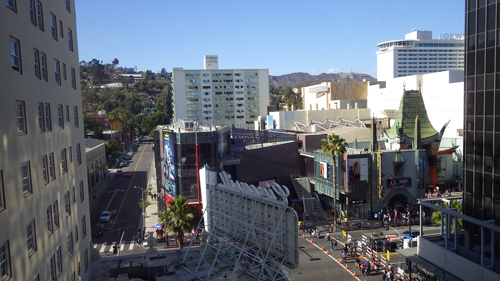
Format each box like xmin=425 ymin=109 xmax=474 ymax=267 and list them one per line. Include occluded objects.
xmin=294 ymin=117 xmax=367 ymax=132
xmin=182 ymin=170 xmax=299 ymax=280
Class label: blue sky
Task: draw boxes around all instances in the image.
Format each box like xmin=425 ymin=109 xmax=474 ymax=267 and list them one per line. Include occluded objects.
xmin=75 ymin=0 xmax=464 ymax=78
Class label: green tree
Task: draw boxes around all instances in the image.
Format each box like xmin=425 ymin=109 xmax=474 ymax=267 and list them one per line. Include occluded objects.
xmin=138 ymin=198 xmax=151 ymax=212
xmin=156 ymin=84 xmax=173 ymax=119
xmin=431 ymin=200 xmax=463 ymax=230
xmin=159 ymin=196 xmax=196 ymax=249
xmin=112 ymin=58 xmax=119 ymax=67
xmin=321 ymin=133 xmax=348 ymax=156
xmin=105 ymin=139 xmax=121 ymax=155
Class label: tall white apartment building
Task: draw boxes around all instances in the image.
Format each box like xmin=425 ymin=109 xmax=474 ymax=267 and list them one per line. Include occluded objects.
xmin=172 ymin=56 xmax=270 ymax=129
xmin=377 ymin=30 xmax=464 ymax=81
xmin=0 ymin=1 xmax=91 ymax=281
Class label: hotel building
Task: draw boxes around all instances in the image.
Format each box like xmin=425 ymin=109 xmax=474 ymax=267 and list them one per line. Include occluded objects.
xmin=377 ymin=30 xmax=465 ymax=81
xmin=0 ymin=1 xmax=91 ymax=280
xmin=172 ymin=56 xmax=269 ymax=129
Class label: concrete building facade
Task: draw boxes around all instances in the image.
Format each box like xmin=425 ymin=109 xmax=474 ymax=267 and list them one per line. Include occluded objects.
xmin=0 ymin=1 xmax=91 ymax=280
xmin=172 ymin=56 xmax=269 ymax=129
xmin=301 ymin=81 xmax=369 ymax=112
xmin=377 ymin=30 xmax=465 ymax=81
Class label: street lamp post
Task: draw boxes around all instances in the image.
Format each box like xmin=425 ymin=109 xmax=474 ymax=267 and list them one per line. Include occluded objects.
xmin=134 ymin=186 xmax=145 ymax=240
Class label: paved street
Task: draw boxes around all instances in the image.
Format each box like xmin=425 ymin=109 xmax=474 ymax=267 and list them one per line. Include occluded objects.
xmin=90 ymin=138 xmax=155 ymax=255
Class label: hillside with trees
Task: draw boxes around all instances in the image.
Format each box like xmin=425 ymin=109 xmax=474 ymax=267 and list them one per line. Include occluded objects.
xmin=80 ymin=59 xmax=173 ymax=139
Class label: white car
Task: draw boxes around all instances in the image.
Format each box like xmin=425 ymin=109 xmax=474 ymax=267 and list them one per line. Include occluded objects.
xmin=99 ymin=211 xmax=111 ymax=223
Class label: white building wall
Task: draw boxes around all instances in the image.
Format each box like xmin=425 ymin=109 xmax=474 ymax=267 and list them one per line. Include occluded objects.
xmin=368 ymin=70 xmax=464 ymax=137
xmin=0 ymin=1 xmax=91 ymax=280
xmin=173 ymin=64 xmax=269 ymax=129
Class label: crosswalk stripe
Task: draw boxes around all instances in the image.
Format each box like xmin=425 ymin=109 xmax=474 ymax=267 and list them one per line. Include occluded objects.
xmin=120 ymin=243 xmax=125 ymax=251
xmin=99 ymin=242 xmax=107 ymax=253
xmin=129 ymin=242 xmax=134 ymax=250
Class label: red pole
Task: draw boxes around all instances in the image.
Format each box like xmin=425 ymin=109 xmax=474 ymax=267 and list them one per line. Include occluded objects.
xmin=196 ymin=143 xmax=200 ymax=204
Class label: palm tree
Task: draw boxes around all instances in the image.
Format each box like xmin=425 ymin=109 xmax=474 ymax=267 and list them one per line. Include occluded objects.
xmin=431 ymin=200 xmax=463 ymax=230
xmin=321 ymin=133 xmax=347 ymax=230
xmin=159 ymin=196 xmax=197 ymax=249
xmin=321 ymin=133 xmax=348 ymax=156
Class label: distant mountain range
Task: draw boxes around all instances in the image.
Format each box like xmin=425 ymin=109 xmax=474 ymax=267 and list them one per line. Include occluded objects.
xmin=269 ymin=72 xmax=376 ymax=89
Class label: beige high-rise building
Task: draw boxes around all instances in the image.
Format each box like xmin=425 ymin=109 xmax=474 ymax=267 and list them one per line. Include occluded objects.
xmin=0 ymin=1 xmax=91 ymax=280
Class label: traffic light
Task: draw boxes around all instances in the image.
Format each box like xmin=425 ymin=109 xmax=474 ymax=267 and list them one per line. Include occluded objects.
xmin=118 ymin=229 xmax=123 ymax=237
xmin=113 ymin=245 xmax=117 ymax=254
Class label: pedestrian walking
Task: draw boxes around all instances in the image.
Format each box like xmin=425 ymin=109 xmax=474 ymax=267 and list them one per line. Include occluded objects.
xmin=330 ymin=241 xmax=333 ymax=250
xmin=342 ymin=251 xmax=346 ymax=264
xmin=325 ymin=232 xmax=330 ymax=241
xmin=334 ymin=241 xmax=337 ymax=250
xmin=306 ymin=213 xmax=309 ymax=222
xmin=309 ymin=229 xmax=313 ymax=238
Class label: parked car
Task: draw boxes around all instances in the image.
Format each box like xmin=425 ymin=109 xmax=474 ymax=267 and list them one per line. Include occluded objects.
xmin=119 ymin=160 xmax=128 ymax=167
xmin=115 ymin=170 xmax=123 ymax=176
xmin=123 ymin=172 xmax=131 ymax=178
xmin=100 ymin=211 xmax=111 ymax=223
xmin=398 ymin=230 xmax=420 ymax=239
xmin=92 ymin=224 xmax=104 ymax=236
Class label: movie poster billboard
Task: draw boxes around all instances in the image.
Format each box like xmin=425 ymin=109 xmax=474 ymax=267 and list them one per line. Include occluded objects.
xmin=319 ymin=162 xmax=328 ymax=179
xmin=163 ymin=129 xmax=176 ymax=197
xmin=347 ymin=158 xmax=368 ymax=182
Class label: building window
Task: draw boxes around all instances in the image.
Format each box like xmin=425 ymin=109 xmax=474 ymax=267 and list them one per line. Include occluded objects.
xmin=48 ymin=153 xmax=55 ymax=181
xmin=72 ymin=186 xmax=76 ymax=203
xmin=69 ymin=146 xmax=72 ymax=162
xmin=53 ymin=201 xmax=59 ymax=230
xmin=50 ymin=254 xmax=56 ymax=280
xmin=21 ymin=162 xmax=32 ymax=195
xmin=68 ymin=28 xmax=73 ymax=51
xmin=83 ymin=249 xmax=88 ymax=274
xmin=76 ymin=144 xmax=81 ymax=165
xmin=50 ymin=13 xmax=57 ymax=40
xmin=41 ymin=52 xmax=48 ymax=81
xmin=26 ymin=219 xmax=37 ymax=255
xmin=65 ymin=105 xmax=70 ymax=122
xmin=81 ymin=216 xmax=86 ymax=238
xmin=57 ymin=105 xmax=64 ymax=129
xmin=45 ymin=103 xmax=52 ymax=131
xmin=64 ymin=191 xmax=70 ymax=216
xmin=59 ymin=20 xmax=63 ymax=38
xmin=36 ymin=1 xmax=43 ymax=30
xmin=75 ymin=225 xmax=78 ymax=242
xmin=73 ymin=106 xmax=79 ymax=127
xmin=6 ymin=0 xmax=16 ymax=11
xmin=33 ymin=48 xmax=40 ymax=79
xmin=29 ymin=0 xmax=37 ymax=25
xmin=79 ymin=180 xmax=84 ymax=202
xmin=65 ymin=0 xmax=70 ymax=12
xmin=42 ymin=155 xmax=48 ymax=184
xmin=61 ymin=148 xmax=67 ymax=174
xmin=62 ymin=63 xmax=66 ymax=80
xmin=46 ymin=205 xmax=53 ymax=234
xmin=15 ymin=101 xmax=26 ymax=135
xmin=0 ymin=171 xmax=5 ymax=212
xmin=0 ymin=240 xmax=11 ymax=280
xmin=56 ymin=247 xmax=62 ymax=276
xmin=67 ymin=233 xmax=73 ymax=259
xmin=70 ymin=67 xmax=76 ymax=89
xmin=9 ymin=37 xmax=21 ymax=73
xmin=54 ymin=59 xmax=61 ymax=85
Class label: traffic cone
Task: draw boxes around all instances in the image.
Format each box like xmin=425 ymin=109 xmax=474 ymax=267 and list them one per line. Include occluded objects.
xmin=325 ymin=250 xmax=329 ymax=255
xmin=321 ymin=246 xmax=324 ymax=251
xmin=302 ymin=234 xmax=305 ymax=239
xmin=352 ymin=272 xmax=356 ymax=277
xmin=345 ymin=264 xmax=348 ymax=270
xmin=361 ymin=253 xmax=364 ymax=258
xmin=339 ymin=259 xmax=342 ymax=264
xmin=310 ymin=239 xmax=313 ymax=244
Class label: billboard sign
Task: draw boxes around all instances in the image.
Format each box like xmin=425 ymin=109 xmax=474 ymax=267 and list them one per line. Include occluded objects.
xmin=319 ymin=162 xmax=328 ymax=179
xmin=387 ymin=178 xmax=412 ymax=188
xmin=163 ymin=129 xmax=176 ymax=196
xmin=348 ymin=158 xmax=368 ymax=182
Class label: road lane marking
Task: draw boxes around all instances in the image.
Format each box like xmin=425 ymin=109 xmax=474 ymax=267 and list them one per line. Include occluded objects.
xmin=129 ymin=242 xmax=134 ymax=251
xmin=120 ymin=243 xmax=125 ymax=251
xmin=99 ymin=242 xmax=107 ymax=253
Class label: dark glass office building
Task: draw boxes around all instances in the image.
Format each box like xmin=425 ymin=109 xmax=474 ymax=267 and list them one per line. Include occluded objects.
xmin=465 ymin=0 xmax=500 ymax=225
